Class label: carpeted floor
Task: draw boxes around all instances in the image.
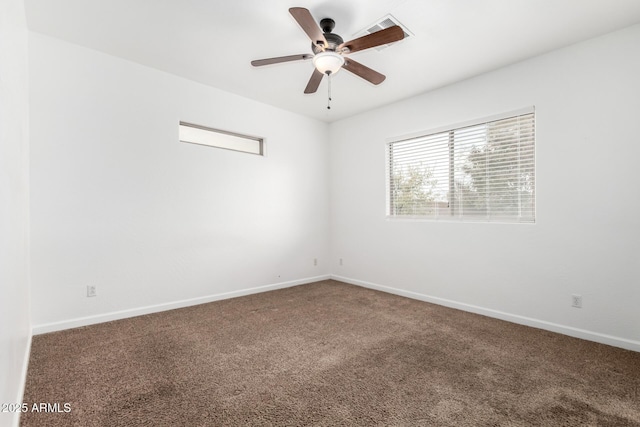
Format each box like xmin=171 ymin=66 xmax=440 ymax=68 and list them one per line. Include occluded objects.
xmin=21 ymin=280 xmax=640 ymax=426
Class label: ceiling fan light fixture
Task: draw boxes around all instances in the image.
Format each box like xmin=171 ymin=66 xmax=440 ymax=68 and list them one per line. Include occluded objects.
xmin=313 ymin=51 xmax=344 ymax=75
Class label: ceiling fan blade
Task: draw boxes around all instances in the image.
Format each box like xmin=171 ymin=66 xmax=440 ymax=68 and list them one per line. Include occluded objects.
xmin=289 ymin=7 xmax=328 ymax=50
xmin=342 ymin=58 xmax=386 ymax=85
xmin=251 ymin=54 xmax=313 ymax=67
xmin=339 ymin=26 xmax=404 ymax=53
xmin=304 ymin=69 xmax=324 ymax=94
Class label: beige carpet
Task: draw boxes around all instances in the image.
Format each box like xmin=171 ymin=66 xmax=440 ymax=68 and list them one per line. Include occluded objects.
xmin=22 ymin=280 xmax=640 ymax=426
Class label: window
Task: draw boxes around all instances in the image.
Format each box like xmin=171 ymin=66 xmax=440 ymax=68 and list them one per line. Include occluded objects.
xmin=387 ymin=109 xmax=535 ymax=223
xmin=179 ymin=122 xmax=264 ymax=156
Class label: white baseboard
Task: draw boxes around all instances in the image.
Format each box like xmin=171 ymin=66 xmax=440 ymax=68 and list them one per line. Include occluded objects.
xmin=31 ymin=273 xmax=640 ymax=352
xmin=331 ymin=275 xmax=640 ymax=353
xmin=32 ymin=275 xmax=331 ymax=335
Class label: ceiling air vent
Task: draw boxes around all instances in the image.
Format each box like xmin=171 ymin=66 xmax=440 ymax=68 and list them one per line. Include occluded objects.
xmin=358 ymin=14 xmax=412 ymax=51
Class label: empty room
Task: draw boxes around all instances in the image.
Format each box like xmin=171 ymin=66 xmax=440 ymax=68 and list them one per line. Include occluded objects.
xmin=2 ymin=0 xmax=640 ymax=425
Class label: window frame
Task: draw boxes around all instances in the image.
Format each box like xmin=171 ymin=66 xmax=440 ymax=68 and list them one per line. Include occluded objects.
xmin=179 ymin=121 xmax=265 ymax=156
xmin=385 ymin=107 xmax=535 ymax=223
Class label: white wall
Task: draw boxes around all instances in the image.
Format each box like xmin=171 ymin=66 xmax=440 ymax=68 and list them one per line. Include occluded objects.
xmin=26 ymin=18 xmax=640 ymax=353
xmin=0 ymin=0 xmax=31 ymax=425
xmin=29 ymin=33 xmax=330 ymax=332
xmin=329 ymin=24 xmax=640 ymax=351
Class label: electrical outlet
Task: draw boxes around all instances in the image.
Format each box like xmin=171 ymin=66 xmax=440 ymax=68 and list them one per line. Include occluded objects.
xmin=87 ymin=285 xmax=97 ymax=297
xmin=571 ymin=294 xmax=582 ymax=308
xmin=314 ymin=258 xmax=318 ymax=266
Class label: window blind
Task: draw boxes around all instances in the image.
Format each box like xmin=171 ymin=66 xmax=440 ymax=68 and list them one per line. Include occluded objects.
xmin=387 ymin=112 xmax=535 ymax=223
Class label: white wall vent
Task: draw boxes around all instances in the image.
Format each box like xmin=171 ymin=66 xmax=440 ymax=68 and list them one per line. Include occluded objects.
xmin=357 ymin=14 xmax=412 ymax=51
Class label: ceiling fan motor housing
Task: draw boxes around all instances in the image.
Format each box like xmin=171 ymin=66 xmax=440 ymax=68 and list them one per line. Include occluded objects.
xmin=312 ymin=18 xmax=344 ymax=54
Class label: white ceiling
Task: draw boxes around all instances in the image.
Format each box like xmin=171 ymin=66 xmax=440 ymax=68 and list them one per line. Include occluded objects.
xmin=24 ymin=0 xmax=640 ymax=123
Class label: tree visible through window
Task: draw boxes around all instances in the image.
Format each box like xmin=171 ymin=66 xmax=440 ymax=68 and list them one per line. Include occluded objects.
xmin=387 ymin=111 xmax=535 ymax=222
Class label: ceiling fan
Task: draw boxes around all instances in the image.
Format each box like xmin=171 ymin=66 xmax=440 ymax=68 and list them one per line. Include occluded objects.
xmin=251 ymin=7 xmax=405 ymax=100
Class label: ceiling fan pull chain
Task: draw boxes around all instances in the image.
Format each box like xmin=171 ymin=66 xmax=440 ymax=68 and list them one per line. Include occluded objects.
xmin=327 ymin=72 xmax=332 ymax=110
